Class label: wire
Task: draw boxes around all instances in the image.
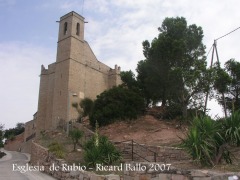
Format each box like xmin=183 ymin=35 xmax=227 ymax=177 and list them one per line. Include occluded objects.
xmin=215 ymin=26 xmax=240 ymax=41
xmin=206 ymin=44 xmax=213 ymax=58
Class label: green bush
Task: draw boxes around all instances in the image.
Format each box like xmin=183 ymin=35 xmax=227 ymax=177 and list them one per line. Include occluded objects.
xmin=164 ymin=102 xmax=182 ymax=119
xmin=223 ymin=110 xmax=240 ymax=146
xmin=80 ymin=98 xmax=94 ymax=117
xmin=83 ymin=135 xmax=121 ymax=167
xmin=90 ymin=86 xmax=145 ymax=127
xmin=69 ymin=128 xmax=84 ymax=151
xmin=48 ymin=142 xmax=65 ymax=159
xmin=180 ymin=116 xmax=231 ymax=166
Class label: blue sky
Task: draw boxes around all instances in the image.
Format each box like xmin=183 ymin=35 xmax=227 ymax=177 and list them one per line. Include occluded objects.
xmin=0 ymin=0 xmax=240 ymax=129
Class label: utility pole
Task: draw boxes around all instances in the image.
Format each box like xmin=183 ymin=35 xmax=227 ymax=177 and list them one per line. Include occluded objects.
xmin=204 ymin=26 xmax=240 ymax=118
xmin=204 ymin=40 xmax=227 ymax=118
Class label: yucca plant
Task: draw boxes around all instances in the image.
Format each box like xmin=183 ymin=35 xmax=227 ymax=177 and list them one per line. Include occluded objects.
xmin=223 ymin=110 xmax=240 ymax=146
xmin=83 ymin=135 xmax=121 ymax=168
xmin=180 ymin=116 xmax=230 ymax=166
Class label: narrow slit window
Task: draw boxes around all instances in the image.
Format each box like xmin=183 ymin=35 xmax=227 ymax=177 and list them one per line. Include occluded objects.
xmin=76 ymin=23 xmax=80 ymax=35
xmin=64 ymin=22 xmax=68 ymax=35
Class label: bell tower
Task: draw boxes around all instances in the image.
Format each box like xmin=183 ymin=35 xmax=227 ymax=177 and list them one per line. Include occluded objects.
xmin=51 ymin=11 xmax=85 ymax=128
xmin=56 ymin=11 xmax=85 ymax=62
xmin=36 ymin=11 xmax=121 ymax=136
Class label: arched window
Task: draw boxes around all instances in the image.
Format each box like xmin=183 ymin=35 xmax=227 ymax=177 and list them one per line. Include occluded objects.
xmin=64 ymin=22 xmax=68 ymax=35
xmin=76 ymin=23 xmax=80 ymax=35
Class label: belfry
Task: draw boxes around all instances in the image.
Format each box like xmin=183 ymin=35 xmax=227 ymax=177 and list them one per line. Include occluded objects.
xmin=35 ymin=11 xmax=121 ymax=136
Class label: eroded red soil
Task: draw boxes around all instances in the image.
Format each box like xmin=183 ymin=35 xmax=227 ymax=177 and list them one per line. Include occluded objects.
xmin=99 ymin=115 xmax=187 ymax=146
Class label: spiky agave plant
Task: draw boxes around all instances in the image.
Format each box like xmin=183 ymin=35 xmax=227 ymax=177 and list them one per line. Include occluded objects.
xmin=180 ymin=116 xmax=230 ymax=166
xmin=223 ymin=110 xmax=240 ymax=146
xmin=83 ymin=120 xmax=121 ymax=167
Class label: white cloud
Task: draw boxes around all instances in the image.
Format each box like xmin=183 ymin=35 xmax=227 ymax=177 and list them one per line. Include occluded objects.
xmin=59 ymin=0 xmax=82 ymax=11
xmin=2 ymin=0 xmax=240 ymax=129
xmin=0 ymin=42 xmax=54 ymax=129
xmin=83 ymin=0 xmax=240 ymax=117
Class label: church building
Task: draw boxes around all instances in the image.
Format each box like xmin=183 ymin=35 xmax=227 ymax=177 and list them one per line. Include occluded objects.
xmin=36 ymin=11 xmax=122 ymax=136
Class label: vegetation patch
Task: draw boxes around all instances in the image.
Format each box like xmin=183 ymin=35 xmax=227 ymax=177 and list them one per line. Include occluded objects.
xmin=69 ymin=128 xmax=84 ymax=151
xmin=90 ymin=86 xmax=145 ymax=127
xmin=48 ymin=142 xmax=65 ymax=159
xmin=181 ymin=111 xmax=240 ymax=167
xmin=83 ymin=135 xmax=122 ymax=168
xmin=0 ymin=151 xmax=6 ymax=158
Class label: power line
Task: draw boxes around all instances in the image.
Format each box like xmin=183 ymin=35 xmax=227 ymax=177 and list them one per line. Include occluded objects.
xmin=215 ymin=26 xmax=240 ymax=41
xmin=206 ymin=26 xmax=240 ymax=63
xmin=204 ymin=26 xmax=240 ymax=117
xmin=206 ymin=44 xmax=213 ymax=58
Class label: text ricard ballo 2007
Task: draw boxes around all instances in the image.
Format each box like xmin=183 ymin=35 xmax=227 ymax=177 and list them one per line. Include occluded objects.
xmin=12 ymin=163 xmax=172 ymax=173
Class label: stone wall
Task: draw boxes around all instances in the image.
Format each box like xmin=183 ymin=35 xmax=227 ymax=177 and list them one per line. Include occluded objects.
xmin=71 ymin=123 xmax=190 ymax=163
xmin=123 ymin=162 xmax=240 ymax=180
xmin=114 ymin=141 xmax=190 ymax=163
xmin=4 ymin=131 xmax=33 ymax=153
xmin=4 ymin=132 xmax=24 ymax=152
xmin=24 ymin=119 xmax=36 ymax=142
xmin=30 ymin=141 xmax=240 ymax=180
xmin=30 ymin=141 xmax=121 ymax=180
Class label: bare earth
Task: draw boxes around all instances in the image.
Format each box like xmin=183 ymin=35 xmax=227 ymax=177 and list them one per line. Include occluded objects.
xmin=37 ymin=114 xmax=240 ymax=172
xmin=99 ymin=115 xmax=187 ymax=146
xmin=98 ymin=115 xmax=240 ymax=172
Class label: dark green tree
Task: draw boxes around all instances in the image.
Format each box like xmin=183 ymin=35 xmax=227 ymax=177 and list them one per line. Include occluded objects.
xmin=224 ymin=59 xmax=240 ymax=112
xmin=72 ymin=98 xmax=94 ymax=122
xmin=136 ymin=60 xmax=154 ymax=106
xmin=90 ymin=86 xmax=145 ymax=127
xmin=137 ymin=17 xmax=208 ymax=117
xmin=80 ymin=98 xmax=94 ymax=117
xmin=120 ymin=70 xmax=138 ymax=89
xmin=4 ymin=123 xmax=25 ymax=140
xmin=214 ymin=59 xmax=240 ymax=113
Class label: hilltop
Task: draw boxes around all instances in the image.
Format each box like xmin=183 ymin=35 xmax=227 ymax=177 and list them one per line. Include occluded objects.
xmin=98 ymin=115 xmax=186 ymax=146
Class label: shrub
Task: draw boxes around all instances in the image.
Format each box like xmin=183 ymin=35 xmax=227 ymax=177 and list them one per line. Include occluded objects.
xmin=180 ymin=116 xmax=231 ymax=166
xmin=0 ymin=151 xmax=6 ymax=158
xmin=80 ymin=98 xmax=94 ymax=117
xmin=90 ymin=86 xmax=145 ymax=127
xmin=83 ymin=135 xmax=121 ymax=167
xmin=48 ymin=142 xmax=65 ymax=159
xmin=69 ymin=128 xmax=84 ymax=151
xmin=223 ymin=110 xmax=240 ymax=146
xmin=164 ymin=102 xmax=182 ymax=119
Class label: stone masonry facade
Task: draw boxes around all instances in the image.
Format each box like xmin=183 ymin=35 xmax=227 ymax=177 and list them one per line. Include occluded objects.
xmin=35 ymin=11 xmax=122 ymax=136
xmin=30 ymin=141 xmax=240 ymax=180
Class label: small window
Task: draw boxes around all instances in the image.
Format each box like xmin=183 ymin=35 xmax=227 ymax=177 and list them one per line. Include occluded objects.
xmin=76 ymin=23 xmax=80 ymax=35
xmin=64 ymin=22 xmax=68 ymax=35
